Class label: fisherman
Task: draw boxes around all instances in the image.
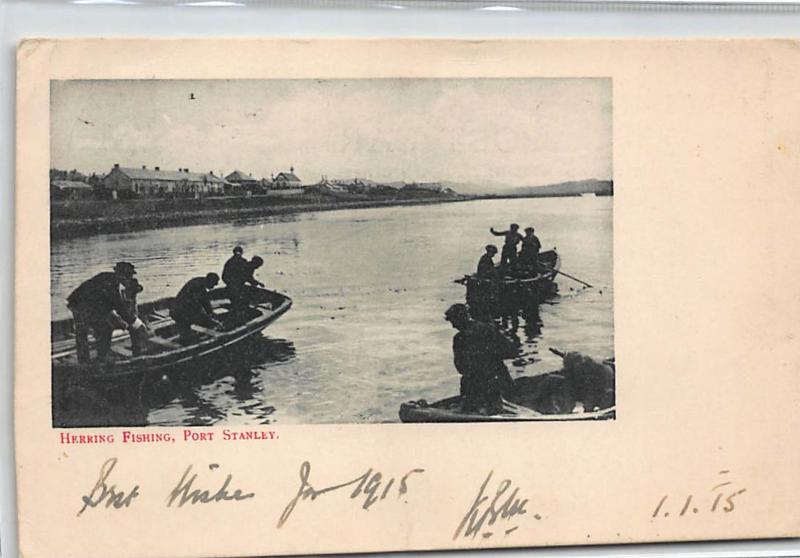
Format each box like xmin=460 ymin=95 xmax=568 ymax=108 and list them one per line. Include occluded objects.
xmin=66 ymin=261 xmax=146 ymax=364
xmin=561 ymin=352 xmax=615 ymax=412
xmin=221 ymin=246 xmax=247 ymax=287
xmin=444 ymin=303 xmax=518 ymax=413
xmin=489 ymin=223 xmax=523 ymax=266
xmin=518 ymin=226 xmax=542 ymax=270
xmin=171 ymin=273 xmax=225 ymax=343
xmin=476 ymin=245 xmax=498 ymax=278
xmin=123 ymin=276 xmax=149 ymax=356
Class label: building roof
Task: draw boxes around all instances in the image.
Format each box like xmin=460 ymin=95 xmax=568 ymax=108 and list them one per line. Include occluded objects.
xmin=114 ymin=166 xmax=227 ymax=184
xmin=52 ymin=180 xmax=92 ymax=189
xmin=275 ymin=172 xmax=302 ymax=183
xmin=225 ymin=170 xmax=257 ymax=182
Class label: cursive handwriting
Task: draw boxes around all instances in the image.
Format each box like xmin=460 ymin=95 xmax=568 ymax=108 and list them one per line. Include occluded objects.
xmin=453 ymin=471 xmax=531 ymax=540
xmin=78 ymin=458 xmax=140 ymax=516
xmin=651 ymin=470 xmax=747 ymax=519
xmin=278 ymin=460 xmax=425 ymax=528
xmin=166 ymin=463 xmax=255 ymax=507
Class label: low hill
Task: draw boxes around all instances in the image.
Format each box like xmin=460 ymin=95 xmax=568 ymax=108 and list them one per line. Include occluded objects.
xmin=504 ymin=179 xmax=613 ymax=197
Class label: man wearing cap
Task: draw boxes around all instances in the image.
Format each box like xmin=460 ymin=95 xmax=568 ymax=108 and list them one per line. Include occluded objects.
xmin=489 ymin=223 xmax=523 ymax=267
xmin=67 ymin=262 xmax=146 ymax=364
xmin=518 ymin=227 xmax=541 ymax=269
xmin=171 ymin=273 xmax=225 ymax=343
xmin=221 ymin=246 xmax=247 ymax=288
xmin=444 ymin=303 xmax=518 ymax=413
xmin=476 ymin=245 xmax=499 ymax=278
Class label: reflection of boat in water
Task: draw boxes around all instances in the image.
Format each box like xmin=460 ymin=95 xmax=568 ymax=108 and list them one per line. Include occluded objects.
xmin=51 ymin=286 xmax=292 ymax=381
xmin=399 ymin=372 xmax=615 ymax=423
xmin=459 ymin=249 xmax=560 ymax=308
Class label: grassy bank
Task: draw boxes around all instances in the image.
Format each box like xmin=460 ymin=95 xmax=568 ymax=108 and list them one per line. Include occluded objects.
xmin=51 ymin=193 xmax=473 ymax=238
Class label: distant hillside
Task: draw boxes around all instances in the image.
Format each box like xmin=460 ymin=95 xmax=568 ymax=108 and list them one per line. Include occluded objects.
xmin=504 ymin=179 xmax=613 ymax=197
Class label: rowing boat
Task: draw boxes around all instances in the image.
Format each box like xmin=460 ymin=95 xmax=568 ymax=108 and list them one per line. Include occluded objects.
xmin=459 ymin=249 xmax=561 ymax=307
xmin=398 ymin=371 xmax=615 ymax=423
xmin=51 ymin=286 xmax=292 ymax=381
xmin=399 ymin=397 xmax=615 ymax=422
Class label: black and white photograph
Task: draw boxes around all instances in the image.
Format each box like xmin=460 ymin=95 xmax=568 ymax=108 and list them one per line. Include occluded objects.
xmin=50 ymin=77 xmax=614 ymax=427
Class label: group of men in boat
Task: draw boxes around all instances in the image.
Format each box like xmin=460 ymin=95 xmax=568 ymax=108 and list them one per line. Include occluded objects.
xmin=478 ymin=223 xmax=542 ymax=276
xmin=444 ymin=223 xmax=613 ymax=415
xmin=66 ymin=246 xmax=265 ymax=364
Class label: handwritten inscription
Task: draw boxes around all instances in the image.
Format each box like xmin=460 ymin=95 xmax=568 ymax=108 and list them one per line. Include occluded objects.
xmin=453 ymin=471 xmax=533 ymax=540
xmin=277 ymin=460 xmax=425 ymax=528
xmin=167 ymin=463 xmax=255 ymax=507
xmin=651 ymin=470 xmax=747 ymax=519
xmin=77 ymin=458 xmax=140 ymax=516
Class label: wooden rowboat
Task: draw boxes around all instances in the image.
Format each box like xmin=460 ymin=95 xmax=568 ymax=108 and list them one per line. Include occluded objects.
xmin=51 ymin=286 xmax=292 ymax=381
xmin=398 ymin=371 xmax=615 ymax=423
xmin=459 ymin=249 xmax=561 ymax=307
xmin=399 ymin=397 xmax=615 ymax=423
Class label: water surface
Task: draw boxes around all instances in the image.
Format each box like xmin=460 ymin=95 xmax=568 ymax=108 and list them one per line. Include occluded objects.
xmin=51 ymin=197 xmax=613 ymax=425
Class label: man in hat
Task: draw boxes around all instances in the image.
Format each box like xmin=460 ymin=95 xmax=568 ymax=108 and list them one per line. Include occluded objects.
xmin=67 ymin=262 xmax=146 ymax=364
xmin=221 ymin=246 xmax=247 ymax=288
xmin=171 ymin=273 xmax=225 ymax=343
xmin=518 ymin=226 xmax=541 ymax=269
xmin=490 ymin=223 xmax=523 ymax=266
xmin=222 ymin=247 xmax=265 ymax=318
xmin=476 ymin=245 xmax=499 ymax=278
xmin=444 ymin=303 xmax=518 ymax=413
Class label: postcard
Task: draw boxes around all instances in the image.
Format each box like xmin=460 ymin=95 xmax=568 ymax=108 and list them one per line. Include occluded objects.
xmin=15 ymin=39 xmax=800 ymax=558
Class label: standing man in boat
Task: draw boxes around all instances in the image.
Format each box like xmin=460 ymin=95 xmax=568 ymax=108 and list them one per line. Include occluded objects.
xmin=171 ymin=272 xmax=225 ymax=343
xmin=444 ymin=303 xmax=518 ymax=413
xmin=489 ymin=223 xmax=523 ymax=267
xmin=222 ymin=245 xmax=247 ymax=288
xmin=518 ymin=227 xmax=541 ymax=270
xmin=66 ymin=261 xmax=146 ymax=364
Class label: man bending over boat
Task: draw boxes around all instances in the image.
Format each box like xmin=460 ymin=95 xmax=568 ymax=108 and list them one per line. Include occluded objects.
xmin=489 ymin=224 xmax=523 ymax=267
xmin=172 ymin=273 xmax=225 ymax=343
xmin=67 ymin=261 xmax=147 ymax=365
xmin=444 ymin=303 xmax=518 ymax=413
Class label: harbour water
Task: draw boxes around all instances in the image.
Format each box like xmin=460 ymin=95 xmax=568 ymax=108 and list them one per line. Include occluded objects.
xmin=51 ymin=196 xmax=613 ymax=426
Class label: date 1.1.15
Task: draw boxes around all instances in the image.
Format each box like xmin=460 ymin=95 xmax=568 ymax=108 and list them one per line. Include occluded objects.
xmin=651 ymin=470 xmax=747 ymax=519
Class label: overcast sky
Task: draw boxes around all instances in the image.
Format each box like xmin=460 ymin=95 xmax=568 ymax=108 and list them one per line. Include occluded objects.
xmin=51 ymin=78 xmax=611 ymax=189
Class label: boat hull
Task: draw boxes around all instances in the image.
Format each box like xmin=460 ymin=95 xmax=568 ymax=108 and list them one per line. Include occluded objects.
xmin=51 ymin=286 xmax=292 ymax=382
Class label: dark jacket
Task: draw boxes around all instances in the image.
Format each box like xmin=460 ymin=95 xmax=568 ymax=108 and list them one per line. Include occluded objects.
xmin=67 ymin=272 xmax=134 ymax=323
xmin=222 ymin=254 xmax=248 ymax=287
xmin=173 ymin=277 xmax=214 ymax=317
xmin=476 ymin=254 xmax=496 ymax=277
xmin=452 ymin=320 xmax=518 ymax=380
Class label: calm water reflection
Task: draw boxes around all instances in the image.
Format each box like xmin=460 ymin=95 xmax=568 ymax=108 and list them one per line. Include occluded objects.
xmin=51 ymin=197 xmax=613 ymax=425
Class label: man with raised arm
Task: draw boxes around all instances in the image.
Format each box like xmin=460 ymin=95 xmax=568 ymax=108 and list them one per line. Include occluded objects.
xmin=489 ymin=223 xmax=523 ymax=266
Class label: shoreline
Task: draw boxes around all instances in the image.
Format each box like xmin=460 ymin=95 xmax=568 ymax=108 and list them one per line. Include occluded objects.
xmin=50 ymin=196 xmax=476 ymax=239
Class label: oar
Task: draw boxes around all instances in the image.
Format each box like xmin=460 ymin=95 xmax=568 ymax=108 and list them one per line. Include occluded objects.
xmin=538 ymin=264 xmax=593 ymax=289
xmin=549 ymin=347 xmax=566 ymax=358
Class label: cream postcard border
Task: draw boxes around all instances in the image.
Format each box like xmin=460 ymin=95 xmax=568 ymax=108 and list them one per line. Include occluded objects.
xmin=16 ymin=39 xmax=800 ymax=558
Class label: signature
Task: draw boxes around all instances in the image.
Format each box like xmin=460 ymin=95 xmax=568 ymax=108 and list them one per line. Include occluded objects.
xmin=651 ymin=470 xmax=747 ymax=519
xmin=277 ymin=460 xmax=425 ymax=528
xmin=77 ymin=458 xmax=140 ymax=516
xmin=453 ymin=471 xmax=532 ymax=540
xmin=166 ymin=463 xmax=255 ymax=507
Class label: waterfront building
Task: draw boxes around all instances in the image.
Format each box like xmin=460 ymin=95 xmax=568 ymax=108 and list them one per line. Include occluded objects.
xmin=272 ymin=167 xmax=303 ymax=189
xmin=50 ymin=180 xmax=94 ymax=200
xmin=102 ymin=164 xmax=229 ymax=198
xmin=225 ymin=170 xmax=262 ymax=194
